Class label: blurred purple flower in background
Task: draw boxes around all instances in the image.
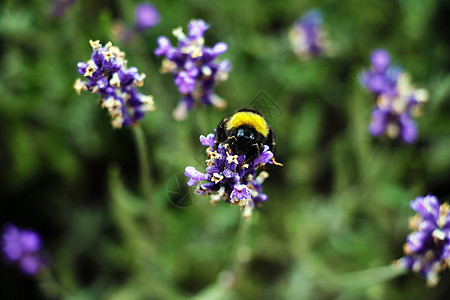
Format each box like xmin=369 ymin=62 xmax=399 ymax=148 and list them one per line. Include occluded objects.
xmin=289 ymin=9 xmax=330 ymax=59
xmin=361 ymin=49 xmax=428 ymax=143
xmin=50 ymin=0 xmax=75 ymax=18
xmin=184 ymin=132 xmax=276 ymax=218
xmin=2 ymin=224 xmax=47 ymax=275
xmin=395 ymin=195 xmax=450 ymax=286
xmin=74 ymin=40 xmax=155 ymax=128
xmin=154 ymin=19 xmax=230 ymax=120
xmin=135 ymin=3 xmax=160 ymax=32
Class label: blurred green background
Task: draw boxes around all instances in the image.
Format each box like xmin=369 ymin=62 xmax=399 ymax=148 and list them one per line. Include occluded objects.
xmin=1 ymin=0 xmax=450 ymax=299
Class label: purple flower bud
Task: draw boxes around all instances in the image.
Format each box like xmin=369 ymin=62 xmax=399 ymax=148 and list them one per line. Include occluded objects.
xmin=231 ymin=184 xmax=251 ymax=201
xmin=185 ymin=166 xmax=208 ymax=186
xmin=399 ymin=113 xmax=417 ymax=144
xmin=218 ymin=60 xmax=231 ymax=73
xmin=223 ymin=169 xmax=234 ymax=178
xmin=175 ymin=72 xmax=196 ymax=93
xmin=77 ymin=62 xmax=88 ymax=75
xmin=182 ymin=94 xmax=195 ymax=110
xmin=135 ymin=3 xmax=160 ymax=32
xmin=188 ymin=19 xmax=209 ymax=38
xmin=369 ymin=108 xmax=388 ymax=136
xmin=20 ymin=255 xmax=41 ymax=275
xmin=206 ymin=165 xmax=221 ymax=175
xmin=119 ymin=67 xmax=139 ymax=86
xmin=254 ymin=193 xmax=268 ymax=204
xmin=370 ymin=49 xmax=391 ymax=73
xmin=97 ymin=77 xmax=109 ymax=90
xmin=2 ymin=224 xmax=47 ymax=276
xmin=443 ymin=244 xmax=450 ymax=260
xmin=410 ymin=195 xmax=440 ymax=221
xmin=406 ymin=231 xmax=429 ymax=253
xmin=361 ymin=72 xmax=390 ymax=95
xmin=92 ymin=50 xmax=104 ymax=68
xmin=19 ymin=231 xmax=41 ymax=252
xmin=212 ymin=42 xmax=228 ymax=56
xmin=154 ymin=36 xmax=172 ymax=56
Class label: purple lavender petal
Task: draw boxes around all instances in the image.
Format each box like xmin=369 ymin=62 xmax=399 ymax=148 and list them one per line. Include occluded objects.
xmin=223 ymin=169 xmax=234 ymax=178
xmin=253 ymin=145 xmax=274 ymax=165
xmin=231 ymin=184 xmax=251 ymax=201
xmin=185 ymin=166 xmax=208 ymax=186
xmin=212 ymin=42 xmax=228 ymax=56
xmin=369 ymin=108 xmax=389 ymax=136
xmin=188 ymin=19 xmax=209 ymax=38
xmin=199 ymin=133 xmax=215 ymax=148
xmin=174 ymin=72 xmax=196 ymax=94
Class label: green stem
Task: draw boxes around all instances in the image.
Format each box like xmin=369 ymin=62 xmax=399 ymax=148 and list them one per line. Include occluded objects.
xmin=324 ymin=265 xmax=407 ymax=291
xmin=228 ymin=215 xmax=252 ymax=274
xmin=192 ymin=107 xmax=209 ymax=136
xmin=132 ymin=124 xmax=153 ymax=199
xmin=38 ymin=269 xmax=72 ymax=299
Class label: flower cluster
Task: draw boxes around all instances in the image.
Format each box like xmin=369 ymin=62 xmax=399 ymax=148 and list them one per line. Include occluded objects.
xmin=395 ymin=195 xmax=450 ymax=286
xmin=184 ymin=132 xmax=275 ymax=218
xmin=74 ymin=40 xmax=155 ymax=129
xmin=289 ymin=9 xmax=329 ymax=59
xmin=154 ymin=19 xmax=231 ymax=120
xmin=2 ymin=224 xmax=47 ymax=275
xmin=361 ymin=49 xmax=428 ymax=143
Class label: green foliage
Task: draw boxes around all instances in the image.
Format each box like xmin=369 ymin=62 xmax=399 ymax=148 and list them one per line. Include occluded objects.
xmin=1 ymin=0 xmax=450 ymax=299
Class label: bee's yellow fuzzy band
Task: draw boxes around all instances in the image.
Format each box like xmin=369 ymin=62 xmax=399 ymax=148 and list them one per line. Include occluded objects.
xmin=226 ymin=112 xmax=269 ymax=137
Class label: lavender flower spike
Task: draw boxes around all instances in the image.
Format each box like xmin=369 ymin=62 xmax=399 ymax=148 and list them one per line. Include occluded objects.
xmin=74 ymin=40 xmax=155 ymax=129
xmin=394 ymin=195 xmax=450 ymax=287
xmin=360 ymin=49 xmax=429 ymax=143
xmin=2 ymin=224 xmax=47 ymax=275
xmin=289 ymin=9 xmax=330 ymax=59
xmin=184 ymin=131 xmax=281 ymax=219
xmin=154 ymin=19 xmax=230 ymax=120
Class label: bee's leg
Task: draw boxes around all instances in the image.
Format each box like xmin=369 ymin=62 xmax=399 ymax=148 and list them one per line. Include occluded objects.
xmin=266 ymin=128 xmax=283 ymax=166
xmin=252 ymin=143 xmax=260 ymax=158
xmin=267 ymin=128 xmax=275 ymax=153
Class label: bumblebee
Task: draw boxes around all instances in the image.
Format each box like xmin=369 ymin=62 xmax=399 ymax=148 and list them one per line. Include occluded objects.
xmin=215 ymin=109 xmax=279 ymax=163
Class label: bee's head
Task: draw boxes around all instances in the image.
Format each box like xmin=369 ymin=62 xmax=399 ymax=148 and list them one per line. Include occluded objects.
xmin=236 ymin=126 xmax=256 ymax=141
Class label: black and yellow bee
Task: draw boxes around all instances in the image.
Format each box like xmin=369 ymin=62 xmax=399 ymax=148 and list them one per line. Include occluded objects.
xmin=214 ymin=108 xmax=281 ymax=164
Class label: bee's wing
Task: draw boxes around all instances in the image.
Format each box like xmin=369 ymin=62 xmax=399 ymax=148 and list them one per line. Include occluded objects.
xmin=214 ymin=117 xmax=230 ymax=149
